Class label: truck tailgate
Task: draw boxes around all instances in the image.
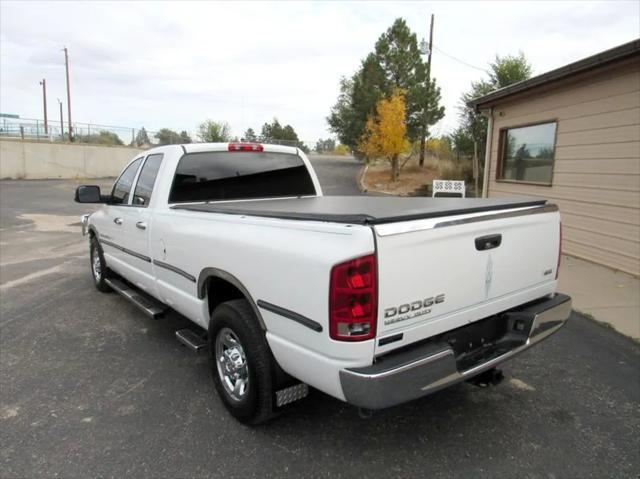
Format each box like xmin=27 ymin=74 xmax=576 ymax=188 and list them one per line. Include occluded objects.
xmin=374 ymin=204 xmax=561 ymax=353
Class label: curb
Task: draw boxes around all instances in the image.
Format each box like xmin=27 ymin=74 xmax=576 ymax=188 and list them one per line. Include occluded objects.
xmin=359 ymin=164 xmax=406 ymax=196
xmin=357 ymin=164 xmax=369 ymax=192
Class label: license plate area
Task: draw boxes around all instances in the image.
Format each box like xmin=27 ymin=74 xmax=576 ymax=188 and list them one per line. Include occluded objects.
xmin=425 ymin=310 xmax=533 ymax=372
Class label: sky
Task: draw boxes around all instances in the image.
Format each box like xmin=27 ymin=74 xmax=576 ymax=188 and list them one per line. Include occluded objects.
xmin=1 ymin=1 xmax=639 ymax=145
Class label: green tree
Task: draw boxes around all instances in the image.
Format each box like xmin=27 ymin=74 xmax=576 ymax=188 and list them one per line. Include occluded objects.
xmin=327 ymin=18 xmax=444 ymax=159
xmin=260 ymin=118 xmax=309 ymax=152
xmin=488 ymin=52 xmax=532 ymax=88
xmin=374 ymin=18 xmax=445 ymax=164
xmin=328 ymin=53 xmax=387 ymax=154
xmin=458 ymin=53 xmax=533 ymax=161
xmin=197 ymin=120 xmax=232 ymax=142
xmin=449 ymin=127 xmax=475 ymax=160
xmin=417 ymin=78 xmax=445 ymax=165
xmin=260 ymin=118 xmax=285 ymax=142
xmin=374 ymin=18 xmax=425 ymax=139
xmin=135 ymin=127 xmax=150 ymax=147
xmin=327 ymin=76 xmax=358 ymax=150
xmin=243 ymin=127 xmax=257 ymax=142
xmin=155 ymin=128 xmax=182 ymax=145
xmin=179 ymin=130 xmax=192 ymax=143
xmin=315 ymin=138 xmax=336 ymax=153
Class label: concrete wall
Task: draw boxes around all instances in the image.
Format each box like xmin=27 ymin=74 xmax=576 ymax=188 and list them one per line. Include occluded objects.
xmin=485 ymin=57 xmax=640 ymax=276
xmin=0 ymin=139 xmax=144 ymax=179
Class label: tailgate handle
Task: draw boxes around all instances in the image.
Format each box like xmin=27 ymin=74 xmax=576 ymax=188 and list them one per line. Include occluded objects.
xmin=475 ymin=234 xmax=502 ymax=251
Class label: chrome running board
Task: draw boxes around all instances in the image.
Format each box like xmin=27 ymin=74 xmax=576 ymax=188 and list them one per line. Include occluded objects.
xmin=105 ymin=277 xmax=168 ymax=319
xmin=175 ymin=329 xmax=207 ymax=353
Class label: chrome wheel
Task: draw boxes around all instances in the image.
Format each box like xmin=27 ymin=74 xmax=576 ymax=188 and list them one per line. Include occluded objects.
xmin=91 ymin=245 xmax=102 ymax=282
xmin=215 ymin=327 xmax=249 ymax=402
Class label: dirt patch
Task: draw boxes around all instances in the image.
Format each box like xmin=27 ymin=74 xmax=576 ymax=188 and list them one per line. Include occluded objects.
xmin=362 ymin=159 xmax=439 ymax=196
xmin=362 ymin=156 xmax=479 ymax=197
xmin=509 ymin=378 xmax=536 ymax=391
xmin=17 ymin=214 xmax=82 ymax=234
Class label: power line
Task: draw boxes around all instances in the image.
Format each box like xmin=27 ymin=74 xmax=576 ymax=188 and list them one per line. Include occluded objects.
xmin=432 ymin=45 xmax=489 ymax=73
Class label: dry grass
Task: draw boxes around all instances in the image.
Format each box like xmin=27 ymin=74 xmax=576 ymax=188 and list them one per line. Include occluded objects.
xmin=362 ymin=155 xmax=476 ymax=196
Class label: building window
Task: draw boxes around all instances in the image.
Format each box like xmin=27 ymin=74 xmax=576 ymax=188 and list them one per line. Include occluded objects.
xmin=498 ymin=121 xmax=557 ymax=185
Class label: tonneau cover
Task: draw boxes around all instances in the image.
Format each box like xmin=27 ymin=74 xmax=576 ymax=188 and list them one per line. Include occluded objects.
xmin=171 ymin=196 xmax=547 ymax=225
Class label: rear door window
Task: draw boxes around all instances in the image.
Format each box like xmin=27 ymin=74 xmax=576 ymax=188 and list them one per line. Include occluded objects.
xmin=133 ymin=154 xmax=164 ymax=207
xmin=111 ymin=158 xmax=143 ymax=205
xmin=169 ymin=151 xmax=316 ymax=202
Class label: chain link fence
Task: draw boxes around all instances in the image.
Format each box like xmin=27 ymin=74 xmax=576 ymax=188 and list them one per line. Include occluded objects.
xmin=0 ymin=117 xmax=321 ymax=152
xmin=0 ymin=117 xmax=159 ymax=147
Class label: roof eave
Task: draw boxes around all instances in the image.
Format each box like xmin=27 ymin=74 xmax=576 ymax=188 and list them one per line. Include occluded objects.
xmin=468 ymin=38 xmax=640 ymax=112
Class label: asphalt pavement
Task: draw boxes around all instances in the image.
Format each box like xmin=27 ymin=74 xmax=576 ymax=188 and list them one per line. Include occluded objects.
xmin=1 ymin=154 xmax=638 ymax=478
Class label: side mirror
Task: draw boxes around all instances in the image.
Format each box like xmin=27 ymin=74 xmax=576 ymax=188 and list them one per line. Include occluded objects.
xmin=75 ymin=185 xmax=104 ymax=203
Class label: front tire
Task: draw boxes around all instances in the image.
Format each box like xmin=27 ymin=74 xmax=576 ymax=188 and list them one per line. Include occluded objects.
xmin=208 ymin=299 xmax=275 ymax=425
xmin=90 ymin=236 xmax=111 ymax=293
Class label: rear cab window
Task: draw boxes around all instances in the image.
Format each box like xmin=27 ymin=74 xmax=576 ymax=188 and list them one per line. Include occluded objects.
xmin=169 ymin=151 xmax=316 ymax=203
xmin=133 ymin=153 xmax=164 ymax=207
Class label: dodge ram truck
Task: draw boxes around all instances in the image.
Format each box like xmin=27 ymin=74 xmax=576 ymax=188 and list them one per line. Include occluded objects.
xmin=75 ymin=142 xmax=572 ymax=424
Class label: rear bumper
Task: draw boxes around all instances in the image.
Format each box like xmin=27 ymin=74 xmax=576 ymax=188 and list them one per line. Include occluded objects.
xmin=339 ymin=293 xmax=572 ymax=409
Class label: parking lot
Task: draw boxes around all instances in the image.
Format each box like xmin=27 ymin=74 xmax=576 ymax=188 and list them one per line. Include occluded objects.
xmin=1 ymin=155 xmax=639 ymax=478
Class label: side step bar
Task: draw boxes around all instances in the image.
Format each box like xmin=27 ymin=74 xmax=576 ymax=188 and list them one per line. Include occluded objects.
xmin=105 ymin=277 xmax=168 ymax=319
xmin=175 ymin=329 xmax=207 ymax=353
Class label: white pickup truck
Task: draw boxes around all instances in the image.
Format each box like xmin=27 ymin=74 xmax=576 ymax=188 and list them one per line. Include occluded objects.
xmin=76 ymin=142 xmax=571 ymax=424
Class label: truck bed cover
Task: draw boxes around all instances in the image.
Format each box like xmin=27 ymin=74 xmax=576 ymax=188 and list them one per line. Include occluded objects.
xmin=171 ymin=196 xmax=547 ymax=225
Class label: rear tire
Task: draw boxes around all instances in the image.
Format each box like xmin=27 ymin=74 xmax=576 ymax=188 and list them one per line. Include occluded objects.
xmin=208 ymin=299 xmax=275 ymax=425
xmin=90 ymin=236 xmax=111 ymax=293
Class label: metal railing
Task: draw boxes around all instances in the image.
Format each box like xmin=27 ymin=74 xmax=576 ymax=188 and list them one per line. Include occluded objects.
xmin=0 ymin=117 xmax=317 ymax=151
xmin=0 ymin=117 xmax=159 ymax=147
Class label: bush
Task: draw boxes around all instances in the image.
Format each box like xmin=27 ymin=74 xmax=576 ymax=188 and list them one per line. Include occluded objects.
xmin=437 ymin=159 xmax=475 ymax=184
xmin=77 ymin=130 xmax=123 ymax=146
xmin=333 ymin=144 xmax=350 ymax=155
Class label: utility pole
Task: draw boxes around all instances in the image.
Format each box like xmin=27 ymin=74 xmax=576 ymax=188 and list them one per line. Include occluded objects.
xmin=473 ymin=140 xmax=479 ymax=197
xmin=419 ymin=14 xmax=434 ymax=167
xmin=63 ymin=47 xmax=72 ymax=142
xmin=58 ymin=98 xmax=64 ymax=140
xmin=39 ymin=79 xmax=48 ymax=135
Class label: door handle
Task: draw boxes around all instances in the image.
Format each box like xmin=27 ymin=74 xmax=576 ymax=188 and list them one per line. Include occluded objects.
xmin=475 ymin=234 xmax=502 ymax=251
xmin=113 ymin=217 xmax=123 ymax=225
xmin=136 ymin=221 xmax=147 ymax=230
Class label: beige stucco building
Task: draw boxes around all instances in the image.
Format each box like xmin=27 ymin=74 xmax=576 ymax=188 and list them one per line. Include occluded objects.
xmin=470 ymin=40 xmax=640 ymax=276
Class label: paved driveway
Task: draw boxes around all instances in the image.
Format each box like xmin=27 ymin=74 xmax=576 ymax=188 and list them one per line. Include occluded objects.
xmin=1 ymin=156 xmax=638 ymax=478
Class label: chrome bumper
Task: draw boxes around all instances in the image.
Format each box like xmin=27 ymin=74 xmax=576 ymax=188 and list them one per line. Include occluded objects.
xmin=81 ymin=213 xmax=90 ymax=236
xmin=340 ymin=293 xmax=572 ymax=409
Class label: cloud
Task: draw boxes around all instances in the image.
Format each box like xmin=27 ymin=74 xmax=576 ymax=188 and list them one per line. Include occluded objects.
xmin=1 ymin=0 xmax=638 ymax=142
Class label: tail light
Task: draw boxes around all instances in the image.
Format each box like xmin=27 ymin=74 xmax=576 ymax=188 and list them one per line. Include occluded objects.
xmin=228 ymin=142 xmax=264 ymax=152
xmin=556 ymin=222 xmax=562 ymax=279
xmin=329 ymin=254 xmax=377 ymax=341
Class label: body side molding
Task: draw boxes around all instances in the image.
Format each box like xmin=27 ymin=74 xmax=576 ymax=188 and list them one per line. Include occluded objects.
xmin=257 ymin=300 xmax=323 ymax=333
xmin=100 ymin=239 xmax=151 ymax=263
xmin=153 ymin=259 xmax=196 ymax=282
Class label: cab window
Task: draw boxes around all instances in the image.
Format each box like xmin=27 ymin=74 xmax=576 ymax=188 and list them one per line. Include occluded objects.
xmin=111 ymin=158 xmax=142 ymax=204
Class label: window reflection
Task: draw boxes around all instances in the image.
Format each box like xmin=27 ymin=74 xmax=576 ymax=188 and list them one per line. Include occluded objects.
xmin=499 ymin=122 xmax=556 ymax=184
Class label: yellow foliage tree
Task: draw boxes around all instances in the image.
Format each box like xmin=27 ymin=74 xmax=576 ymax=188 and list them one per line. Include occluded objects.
xmin=359 ymin=89 xmax=410 ymax=181
xmin=333 ymin=144 xmax=350 ymax=155
xmin=426 ymin=137 xmax=452 ymax=160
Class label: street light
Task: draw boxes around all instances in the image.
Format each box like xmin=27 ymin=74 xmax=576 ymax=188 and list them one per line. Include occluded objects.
xmin=57 ymin=98 xmax=64 ymax=141
xmin=62 ymin=46 xmax=72 ymax=141
xmin=39 ymin=79 xmax=48 ymax=135
xmin=420 ymin=39 xmax=430 ymax=56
